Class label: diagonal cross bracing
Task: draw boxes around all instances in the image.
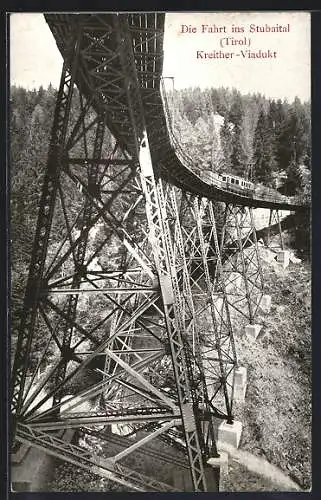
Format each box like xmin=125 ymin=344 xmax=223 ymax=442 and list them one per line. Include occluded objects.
xmin=11 ymin=27 xmax=83 ymax=421
xmin=11 ymin=11 xmax=303 ymax=494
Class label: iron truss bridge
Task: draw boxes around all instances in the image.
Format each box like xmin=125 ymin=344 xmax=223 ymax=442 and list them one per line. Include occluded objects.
xmin=11 ymin=13 xmax=309 ymax=493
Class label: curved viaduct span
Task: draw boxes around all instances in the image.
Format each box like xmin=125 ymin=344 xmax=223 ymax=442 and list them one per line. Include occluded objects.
xmin=11 ymin=13 xmax=308 ymax=494
xmin=45 ymin=12 xmax=303 ymax=211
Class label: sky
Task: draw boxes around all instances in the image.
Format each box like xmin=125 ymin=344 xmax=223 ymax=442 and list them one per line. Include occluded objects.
xmin=10 ymin=12 xmax=311 ymax=102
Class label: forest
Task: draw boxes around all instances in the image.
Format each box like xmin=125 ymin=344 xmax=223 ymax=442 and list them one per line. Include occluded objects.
xmin=166 ymin=85 xmax=311 ymax=199
xmin=11 ymin=84 xmax=311 ymax=198
xmin=9 ymin=84 xmax=311 ymax=379
xmin=10 ymin=84 xmax=311 ymax=310
xmin=10 ymin=84 xmax=311 ymax=492
xmin=10 ymin=83 xmax=311 ymax=324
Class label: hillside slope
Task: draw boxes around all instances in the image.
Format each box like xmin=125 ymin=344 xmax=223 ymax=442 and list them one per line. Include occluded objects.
xmin=228 ymin=244 xmax=311 ymax=491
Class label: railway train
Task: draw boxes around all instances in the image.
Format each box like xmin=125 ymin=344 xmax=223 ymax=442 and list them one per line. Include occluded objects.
xmin=164 ymin=118 xmax=291 ymax=205
xmin=197 ymin=169 xmax=287 ymax=204
xmin=201 ymin=170 xmax=255 ymax=196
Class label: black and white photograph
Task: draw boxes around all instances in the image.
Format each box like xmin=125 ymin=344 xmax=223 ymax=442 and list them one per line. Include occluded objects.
xmin=9 ymin=11 xmax=311 ymax=493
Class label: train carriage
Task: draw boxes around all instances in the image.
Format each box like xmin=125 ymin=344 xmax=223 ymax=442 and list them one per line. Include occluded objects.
xmin=219 ymin=173 xmax=254 ymax=191
xmin=199 ymin=169 xmax=255 ymax=197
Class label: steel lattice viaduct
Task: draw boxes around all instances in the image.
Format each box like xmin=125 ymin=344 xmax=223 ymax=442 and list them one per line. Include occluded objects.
xmin=11 ymin=13 xmax=308 ymax=492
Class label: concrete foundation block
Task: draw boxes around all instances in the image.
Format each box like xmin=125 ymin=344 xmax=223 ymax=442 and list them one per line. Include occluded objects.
xmin=260 ymin=294 xmax=272 ymax=313
xmin=217 ymin=420 xmax=242 ymax=449
xmin=207 ymin=451 xmax=229 ymax=491
xmin=12 ymin=442 xmax=30 ymax=465
xmin=277 ymin=250 xmax=290 ymax=269
xmin=245 ymin=323 xmax=262 ymax=339
xmin=234 ymin=383 xmax=247 ymax=402
xmin=234 ymin=366 xmax=247 ymax=402
xmin=11 ymin=480 xmax=32 ymax=492
xmin=11 ymin=446 xmax=55 ymax=491
xmin=234 ymin=366 xmax=247 ymax=387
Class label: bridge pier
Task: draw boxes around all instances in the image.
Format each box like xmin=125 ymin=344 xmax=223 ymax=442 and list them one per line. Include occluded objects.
xmin=233 ymin=366 xmax=247 ymax=402
xmin=207 ymin=451 xmax=229 ymax=491
xmin=217 ymin=420 xmax=243 ymax=449
xmin=245 ymin=323 xmax=262 ymax=339
xmin=260 ymin=294 xmax=272 ymax=313
xmin=220 ymin=204 xmax=265 ymax=326
xmin=12 ymin=444 xmax=54 ymax=491
xmin=11 ymin=12 xmax=307 ymax=494
xmin=268 ymin=209 xmax=285 ymax=250
xmin=277 ymin=250 xmax=290 ymax=269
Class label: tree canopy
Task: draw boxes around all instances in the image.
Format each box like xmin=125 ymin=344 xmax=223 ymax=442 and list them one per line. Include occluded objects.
xmin=168 ymin=86 xmax=310 ymax=198
xmin=10 ymin=83 xmax=311 ymax=322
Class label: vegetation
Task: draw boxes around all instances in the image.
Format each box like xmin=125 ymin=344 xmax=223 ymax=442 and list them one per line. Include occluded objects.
xmin=11 ymin=86 xmax=56 ymax=359
xmin=10 ymin=86 xmax=311 ymax=304
xmin=231 ymin=250 xmax=311 ymax=491
xmin=168 ymin=86 xmax=311 ymax=200
xmin=10 ymin=84 xmax=311 ymax=492
xmin=48 ymin=461 xmax=125 ymax=492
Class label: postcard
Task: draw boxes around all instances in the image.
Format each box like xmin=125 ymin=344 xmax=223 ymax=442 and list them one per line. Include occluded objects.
xmin=9 ymin=11 xmax=311 ymax=493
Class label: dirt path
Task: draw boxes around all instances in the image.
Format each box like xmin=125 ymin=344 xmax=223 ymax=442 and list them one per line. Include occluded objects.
xmin=221 ymin=443 xmax=304 ymax=492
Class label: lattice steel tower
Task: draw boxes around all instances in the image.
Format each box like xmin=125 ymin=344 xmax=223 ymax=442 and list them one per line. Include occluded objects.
xmin=11 ymin=13 xmax=302 ymax=492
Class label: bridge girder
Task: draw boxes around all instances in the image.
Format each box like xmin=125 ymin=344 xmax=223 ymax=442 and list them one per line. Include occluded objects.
xmin=12 ymin=14 xmax=222 ymax=493
xmin=11 ymin=12 xmax=291 ymax=494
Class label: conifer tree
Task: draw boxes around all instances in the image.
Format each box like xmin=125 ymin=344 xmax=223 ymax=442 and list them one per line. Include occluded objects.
xmin=230 ymin=123 xmax=248 ymax=176
xmin=220 ymin=116 xmax=233 ymax=173
xmin=253 ymin=109 xmax=276 ymax=185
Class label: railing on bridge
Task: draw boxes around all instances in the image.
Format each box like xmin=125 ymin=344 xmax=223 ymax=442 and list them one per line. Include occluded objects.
xmin=160 ymin=78 xmax=304 ymax=209
xmin=10 ymin=13 xmax=308 ymax=495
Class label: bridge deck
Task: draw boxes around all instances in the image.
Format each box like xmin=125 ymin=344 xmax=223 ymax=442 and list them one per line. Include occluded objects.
xmin=45 ymin=13 xmax=306 ymax=212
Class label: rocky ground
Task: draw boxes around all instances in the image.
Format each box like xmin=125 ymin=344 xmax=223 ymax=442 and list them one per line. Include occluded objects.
xmin=47 ymin=238 xmax=311 ymax=493
xmin=226 ymin=242 xmax=311 ymax=491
